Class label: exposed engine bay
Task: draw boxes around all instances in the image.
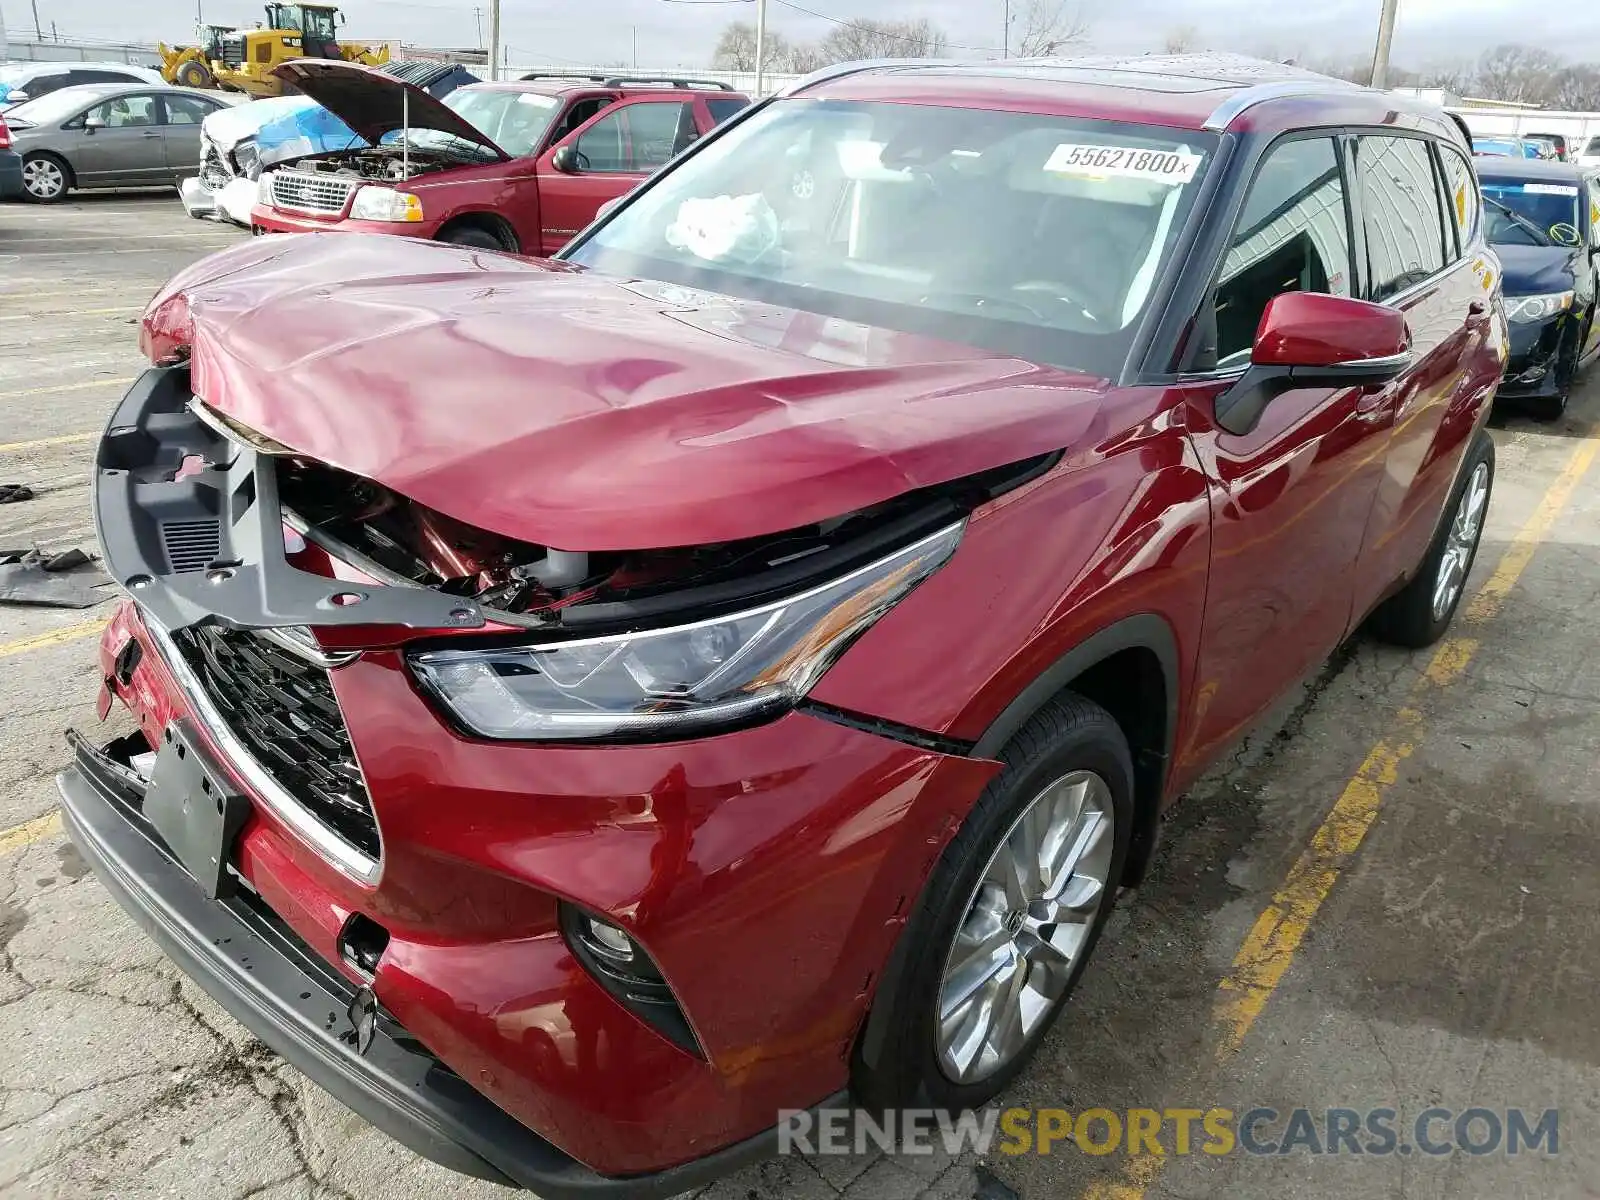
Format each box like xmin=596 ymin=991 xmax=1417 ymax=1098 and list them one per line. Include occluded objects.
xmin=277 ymin=454 xmax=1050 ymax=626
xmin=280 ymin=145 xmax=481 ymax=183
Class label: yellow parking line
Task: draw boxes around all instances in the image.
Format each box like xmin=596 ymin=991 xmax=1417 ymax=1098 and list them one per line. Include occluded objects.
xmin=1082 ymin=431 xmax=1600 ymax=1200
xmin=0 ymin=618 xmax=110 ymax=660
xmin=0 ymin=430 xmax=97 ymax=454
xmin=0 ymin=812 xmax=63 ymax=857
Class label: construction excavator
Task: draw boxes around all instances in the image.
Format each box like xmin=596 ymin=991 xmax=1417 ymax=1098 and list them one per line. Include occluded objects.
xmin=162 ymin=4 xmax=390 ymax=98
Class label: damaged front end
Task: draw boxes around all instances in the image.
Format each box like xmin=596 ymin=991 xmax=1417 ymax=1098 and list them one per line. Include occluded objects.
xmin=99 ymin=363 xmax=1046 ymax=741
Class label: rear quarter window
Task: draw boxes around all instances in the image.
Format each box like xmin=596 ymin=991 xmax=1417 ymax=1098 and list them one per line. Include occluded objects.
xmin=1438 ymin=147 xmax=1480 ymax=247
xmin=707 ymin=98 xmax=749 ymax=126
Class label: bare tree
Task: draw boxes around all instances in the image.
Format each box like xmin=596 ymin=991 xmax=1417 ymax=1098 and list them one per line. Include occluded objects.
xmin=1162 ymin=25 xmax=1200 ymax=55
xmin=1548 ymin=65 xmax=1600 ymax=110
xmin=1416 ymin=61 xmax=1472 ymax=92
xmin=818 ymin=18 xmax=948 ymax=63
xmin=711 ymin=21 xmax=759 ymax=71
xmin=1473 ymin=43 xmax=1563 ymax=104
xmin=1013 ymin=0 xmax=1089 ymax=57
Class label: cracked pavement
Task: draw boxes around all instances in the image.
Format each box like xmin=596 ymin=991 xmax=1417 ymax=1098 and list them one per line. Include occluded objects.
xmin=4 ymin=196 xmax=1600 ymax=1200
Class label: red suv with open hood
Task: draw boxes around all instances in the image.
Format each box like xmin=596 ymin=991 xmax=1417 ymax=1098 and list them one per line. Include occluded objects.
xmin=63 ymin=55 xmax=1505 ymax=1196
xmin=251 ymin=61 xmax=748 ymax=254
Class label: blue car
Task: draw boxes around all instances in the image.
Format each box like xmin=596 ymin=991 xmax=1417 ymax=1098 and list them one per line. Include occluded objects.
xmin=1474 ymin=136 xmax=1543 ymax=160
xmin=1479 ymin=157 xmax=1600 ymax=418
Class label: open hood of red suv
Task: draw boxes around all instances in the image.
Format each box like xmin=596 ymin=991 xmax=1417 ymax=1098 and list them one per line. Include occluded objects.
xmin=271 ymin=59 xmax=508 ymax=162
xmin=143 ymin=234 xmax=1110 ymax=551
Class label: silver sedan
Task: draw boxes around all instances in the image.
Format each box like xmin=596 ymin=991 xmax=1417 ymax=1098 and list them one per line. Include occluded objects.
xmin=3 ymin=83 xmax=237 ymax=202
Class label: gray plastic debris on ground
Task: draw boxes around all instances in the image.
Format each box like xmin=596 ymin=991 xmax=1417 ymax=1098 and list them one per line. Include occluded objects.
xmin=0 ymin=547 xmax=113 ymax=608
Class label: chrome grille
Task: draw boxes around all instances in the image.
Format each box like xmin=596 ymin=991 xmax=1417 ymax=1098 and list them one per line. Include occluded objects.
xmin=171 ymin=625 xmax=380 ymax=860
xmin=270 ymin=170 xmax=356 ymax=215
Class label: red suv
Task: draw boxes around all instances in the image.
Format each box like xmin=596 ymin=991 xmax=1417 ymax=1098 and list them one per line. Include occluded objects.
xmin=251 ymin=62 xmax=749 ymax=254
xmin=65 ymin=55 xmax=1505 ymax=1197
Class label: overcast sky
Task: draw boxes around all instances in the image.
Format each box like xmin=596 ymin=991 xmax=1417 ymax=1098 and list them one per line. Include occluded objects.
xmin=4 ymin=0 xmax=1598 ymax=72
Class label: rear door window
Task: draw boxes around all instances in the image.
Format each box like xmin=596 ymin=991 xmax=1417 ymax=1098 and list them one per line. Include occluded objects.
xmin=1355 ymin=135 xmax=1449 ymax=302
xmin=1212 ymin=136 xmax=1354 ymax=366
xmin=1438 ymin=146 xmax=1479 ymax=248
xmin=707 ymin=97 xmax=749 ymax=126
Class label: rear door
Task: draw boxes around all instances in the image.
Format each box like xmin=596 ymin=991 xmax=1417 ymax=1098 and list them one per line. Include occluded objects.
xmin=1347 ymin=134 xmax=1490 ymax=624
xmin=534 ymin=97 xmax=696 ymax=254
xmin=70 ymin=92 xmax=169 ymax=186
xmin=156 ymin=94 xmax=224 ymax=179
xmin=1181 ymin=134 xmax=1394 ymax=772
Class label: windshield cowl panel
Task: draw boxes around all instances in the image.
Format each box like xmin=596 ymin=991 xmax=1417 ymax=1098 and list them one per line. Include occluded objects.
xmin=565 ymin=98 xmax=1217 ymax=378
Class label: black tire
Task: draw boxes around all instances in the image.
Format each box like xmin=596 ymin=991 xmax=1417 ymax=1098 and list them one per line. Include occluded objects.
xmin=438 ymin=225 xmax=504 ymax=251
xmin=850 ymin=692 xmax=1134 ymax=1111
xmin=175 ymin=60 xmax=213 ymax=88
xmin=1369 ymin=429 xmax=1495 ymax=648
xmin=20 ymin=152 xmax=71 ymax=203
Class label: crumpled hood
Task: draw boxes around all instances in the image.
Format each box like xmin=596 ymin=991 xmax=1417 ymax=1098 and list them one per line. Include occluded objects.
xmin=142 ymin=234 xmax=1111 ymax=551
xmin=1494 ymin=243 xmax=1578 ymax=297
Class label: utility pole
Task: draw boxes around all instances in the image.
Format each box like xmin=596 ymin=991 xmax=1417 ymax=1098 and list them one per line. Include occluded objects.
xmin=754 ymin=0 xmax=766 ymax=95
xmin=1369 ymin=0 xmax=1400 ymax=90
xmin=632 ymin=25 xmax=637 ymax=69
xmin=487 ymin=0 xmax=500 ymax=80
xmin=30 ymin=0 xmax=41 ymax=41
xmin=1003 ymin=0 xmax=1009 ymax=58
xmin=473 ymin=7 xmax=482 ymax=52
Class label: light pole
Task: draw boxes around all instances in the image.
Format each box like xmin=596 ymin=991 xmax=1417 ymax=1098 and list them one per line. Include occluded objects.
xmin=1003 ymin=0 xmax=1009 ymax=58
xmin=754 ymin=0 xmax=766 ymax=95
xmin=1369 ymin=0 xmax=1400 ymax=90
xmin=488 ymin=0 xmax=501 ymax=80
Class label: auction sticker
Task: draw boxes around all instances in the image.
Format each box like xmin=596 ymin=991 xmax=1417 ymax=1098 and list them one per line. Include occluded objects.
xmin=1044 ymin=144 xmax=1203 ymax=184
xmin=1522 ymin=183 xmax=1579 ymax=196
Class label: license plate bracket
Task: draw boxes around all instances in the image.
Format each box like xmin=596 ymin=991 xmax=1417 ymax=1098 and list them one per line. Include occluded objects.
xmin=143 ymin=719 xmax=251 ymax=899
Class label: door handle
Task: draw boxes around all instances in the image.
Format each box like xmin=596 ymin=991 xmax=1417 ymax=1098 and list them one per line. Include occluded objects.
xmin=1468 ymin=299 xmax=1489 ymax=317
xmin=140 ymin=131 xmax=163 ymax=138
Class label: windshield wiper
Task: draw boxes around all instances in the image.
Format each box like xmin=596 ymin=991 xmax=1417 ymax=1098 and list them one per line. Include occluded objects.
xmin=1486 ymin=196 xmax=1554 ymax=246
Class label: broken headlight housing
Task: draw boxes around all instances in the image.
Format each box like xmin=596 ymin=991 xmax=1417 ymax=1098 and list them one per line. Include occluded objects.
xmin=408 ymin=523 xmax=962 ymax=741
xmin=1505 ymin=291 xmax=1574 ymax=323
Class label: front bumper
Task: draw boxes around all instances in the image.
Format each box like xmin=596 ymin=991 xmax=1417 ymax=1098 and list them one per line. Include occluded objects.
xmin=56 ymin=735 xmax=847 ymax=1197
xmin=1498 ymin=313 xmax=1570 ymax=398
xmin=251 ymin=202 xmax=438 ymax=239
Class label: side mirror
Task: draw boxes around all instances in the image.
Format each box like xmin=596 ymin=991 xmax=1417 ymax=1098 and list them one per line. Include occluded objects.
xmin=6 ymin=90 xmax=29 ymax=104
xmin=551 ymin=144 xmax=579 ymax=174
xmin=1215 ymin=292 xmax=1410 ymax=437
xmin=84 ymin=115 xmax=106 ymax=134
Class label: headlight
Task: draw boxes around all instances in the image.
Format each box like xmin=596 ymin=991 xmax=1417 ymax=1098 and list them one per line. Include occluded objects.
xmin=256 ymin=170 xmax=275 ymax=205
xmin=349 ymin=186 xmax=424 ymax=223
xmin=1506 ymin=291 xmax=1574 ymax=323
xmin=409 ymin=523 xmax=963 ymax=741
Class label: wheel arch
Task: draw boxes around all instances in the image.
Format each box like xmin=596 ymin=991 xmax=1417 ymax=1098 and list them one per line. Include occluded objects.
xmin=435 ymin=210 xmax=520 ymax=252
xmin=972 ymin=613 xmax=1179 ymax=889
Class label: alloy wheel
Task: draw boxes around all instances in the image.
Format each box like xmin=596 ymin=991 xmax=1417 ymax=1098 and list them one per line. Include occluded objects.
xmin=1432 ymin=461 xmax=1490 ymax=621
xmin=935 ymin=769 xmax=1115 ymax=1084
xmin=23 ymin=158 xmax=65 ymax=200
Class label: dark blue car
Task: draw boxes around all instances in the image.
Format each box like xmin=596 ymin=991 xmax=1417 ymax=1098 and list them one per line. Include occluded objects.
xmin=1479 ymin=157 xmax=1600 ymax=419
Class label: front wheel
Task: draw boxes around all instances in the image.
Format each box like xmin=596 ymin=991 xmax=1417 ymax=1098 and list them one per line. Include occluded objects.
xmin=438 ymin=225 xmax=503 ymax=250
xmin=1369 ymin=430 xmax=1494 ymax=648
xmin=851 ymin=693 xmax=1132 ymax=1110
xmin=175 ymin=60 xmax=213 ymax=88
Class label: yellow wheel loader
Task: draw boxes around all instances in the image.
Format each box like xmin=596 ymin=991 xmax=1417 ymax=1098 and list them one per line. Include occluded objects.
xmin=210 ymin=3 xmax=390 ymax=99
xmin=158 ymin=25 xmax=236 ymax=89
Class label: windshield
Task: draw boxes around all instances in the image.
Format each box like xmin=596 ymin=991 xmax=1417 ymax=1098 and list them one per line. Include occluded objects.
xmin=1481 ymin=181 xmax=1581 ymax=246
xmin=567 ymin=99 xmax=1216 ymax=376
xmin=2 ymin=88 xmax=100 ymax=127
xmin=440 ymin=89 xmax=558 ymax=157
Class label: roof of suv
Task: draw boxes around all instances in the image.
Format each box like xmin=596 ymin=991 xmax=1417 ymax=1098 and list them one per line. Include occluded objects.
xmin=798 ymin=53 xmax=1458 ymax=142
xmin=500 ymin=72 xmax=744 ymax=98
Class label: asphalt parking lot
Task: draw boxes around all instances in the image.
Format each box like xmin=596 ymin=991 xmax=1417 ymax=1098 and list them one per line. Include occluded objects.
xmin=3 ymin=195 xmax=1599 ymax=1200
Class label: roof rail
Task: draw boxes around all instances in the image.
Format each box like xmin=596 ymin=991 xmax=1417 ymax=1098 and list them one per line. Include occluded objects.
xmin=1202 ymin=79 xmax=1363 ymax=132
xmin=779 ymin=57 xmax=960 ymax=98
xmin=518 ymin=71 xmax=610 ymax=82
xmin=600 ymin=75 xmax=735 ymax=90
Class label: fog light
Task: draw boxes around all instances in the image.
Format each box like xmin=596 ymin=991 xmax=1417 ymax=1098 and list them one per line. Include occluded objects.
xmin=560 ymin=903 xmax=703 ymax=1057
xmin=584 ymin=915 xmax=635 ymax=960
